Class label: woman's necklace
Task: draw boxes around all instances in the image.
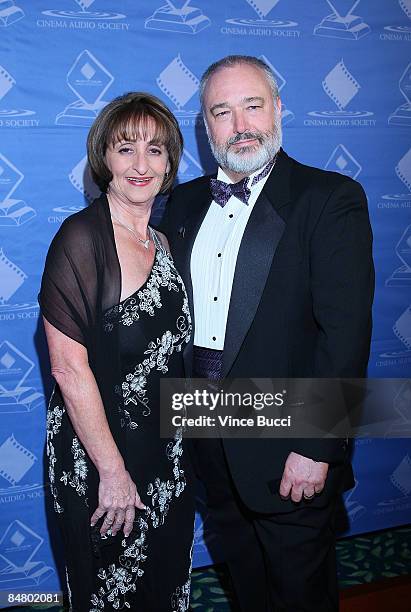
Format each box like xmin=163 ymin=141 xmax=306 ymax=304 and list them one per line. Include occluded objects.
xmin=110 ymin=211 xmax=151 ymax=249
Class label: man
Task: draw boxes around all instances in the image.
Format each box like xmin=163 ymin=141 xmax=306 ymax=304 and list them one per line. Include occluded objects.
xmin=161 ymin=55 xmax=374 ymax=611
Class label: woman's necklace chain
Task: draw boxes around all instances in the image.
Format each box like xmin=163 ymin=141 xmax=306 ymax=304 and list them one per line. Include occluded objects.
xmin=110 ymin=211 xmax=151 ymax=249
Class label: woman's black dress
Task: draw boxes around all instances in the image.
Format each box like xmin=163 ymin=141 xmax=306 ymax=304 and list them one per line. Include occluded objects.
xmin=46 ymin=229 xmax=194 ymax=611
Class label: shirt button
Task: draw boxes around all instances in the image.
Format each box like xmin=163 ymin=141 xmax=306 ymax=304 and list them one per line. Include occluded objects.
xmin=217 ymin=253 xmax=222 ymax=257
xmin=229 ymin=214 xmax=234 ymax=219
xmin=213 ymin=297 xmax=218 ymax=301
xmin=212 ymin=336 xmax=216 ymax=341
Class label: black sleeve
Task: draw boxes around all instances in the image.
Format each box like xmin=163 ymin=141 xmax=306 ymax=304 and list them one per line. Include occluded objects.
xmin=292 ymin=179 xmax=374 ymax=463
xmin=38 ymin=215 xmax=98 ymax=347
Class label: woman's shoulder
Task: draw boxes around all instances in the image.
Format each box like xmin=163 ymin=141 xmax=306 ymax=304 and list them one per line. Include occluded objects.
xmin=55 ymin=196 xmax=106 ymax=244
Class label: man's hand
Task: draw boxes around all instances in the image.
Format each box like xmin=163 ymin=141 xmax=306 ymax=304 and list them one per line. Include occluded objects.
xmin=279 ymin=452 xmax=329 ymax=503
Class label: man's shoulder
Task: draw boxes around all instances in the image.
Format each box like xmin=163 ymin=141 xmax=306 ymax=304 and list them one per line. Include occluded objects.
xmin=172 ymin=175 xmax=212 ymax=198
xmin=288 ymin=153 xmax=362 ymax=194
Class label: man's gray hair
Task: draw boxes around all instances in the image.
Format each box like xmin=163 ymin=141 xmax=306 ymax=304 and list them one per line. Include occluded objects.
xmin=199 ymin=55 xmax=279 ymax=109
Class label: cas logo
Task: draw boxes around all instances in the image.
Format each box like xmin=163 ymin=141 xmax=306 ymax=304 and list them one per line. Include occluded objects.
xmin=324 ymin=144 xmax=361 ymax=179
xmin=306 ymin=59 xmax=375 ymax=127
xmin=0 ymin=65 xmax=38 ymax=127
xmin=0 ymin=340 xmax=44 ymax=414
xmin=0 ymin=0 xmax=24 ymax=27
xmin=314 ymin=0 xmax=370 ymax=40
xmin=178 ymin=149 xmax=204 ymax=183
xmin=381 ymin=148 xmax=411 ymax=205
xmin=0 ymin=520 xmax=54 ymax=588
xmin=223 ymin=0 xmax=300 ymax=38
xmin=389 ymin=62 xmax=411 ymax=126
xmin=56 ymin=50 xmax=114 ymax=127
xmin=344 ymin=479 xmax=366 ymax=522
xmin=259 ymin=55 xmax=294 ymax=125
xmin=49 ymin=155 xmax=99 ymax=224
xmin=382 ymin=0 xmax=411 ymax=37
xmin=376 ymin=454 xmax=411 ymax=512
xmin=378 ymin=304 xmax=411 ymax=362
xmin=0 ymin=249 xmax=38 ymax=318
xmin=39 ymin=0 xmax=129 ymax=30
xmin=386 ymin=224 xmax=411 ymax=287
xmin=145 ymin=0 xmax=210 ymax=35
xmin=0 ymin=153 xmax=36 ymax=227
xmin=0 ymin=434 xmax=47 ymax=503
xmin=157 ymin=55 xmax=202 ymax=127
xmin=385 ymin=381 xmax=411 ymax=437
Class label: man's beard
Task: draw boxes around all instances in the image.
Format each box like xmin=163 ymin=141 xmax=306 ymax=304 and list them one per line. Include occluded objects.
xmin=206 ymin=116 xmax=282 ymax=175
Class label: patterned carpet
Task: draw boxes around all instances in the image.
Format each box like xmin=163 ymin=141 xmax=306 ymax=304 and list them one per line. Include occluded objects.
xmin=7 ymin=525 xmax=411 ymax=611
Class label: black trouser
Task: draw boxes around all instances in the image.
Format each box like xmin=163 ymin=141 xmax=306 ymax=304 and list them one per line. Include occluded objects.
xmin=193 ymin=437 xmax=339 ymax=612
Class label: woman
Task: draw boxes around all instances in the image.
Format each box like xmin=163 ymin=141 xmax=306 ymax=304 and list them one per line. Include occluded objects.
xmin=39 ymin=92 xmax=194 ymax=611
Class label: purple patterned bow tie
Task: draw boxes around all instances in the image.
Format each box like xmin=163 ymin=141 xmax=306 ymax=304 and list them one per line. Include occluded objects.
xmin=210 ymin=156 xmax=277 ymax=208
xmin=210 ymin=177 xmax=251 ymax=207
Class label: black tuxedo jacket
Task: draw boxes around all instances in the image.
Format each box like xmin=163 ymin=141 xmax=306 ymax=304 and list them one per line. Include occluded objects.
xmin=161 ymin=149 xmax=374 ymax=513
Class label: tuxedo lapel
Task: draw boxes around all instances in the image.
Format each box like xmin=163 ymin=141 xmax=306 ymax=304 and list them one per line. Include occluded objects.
xmin=222 ymin=151 xmax=292 ymax=377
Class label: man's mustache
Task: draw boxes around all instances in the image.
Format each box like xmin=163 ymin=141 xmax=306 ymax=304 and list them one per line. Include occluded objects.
xmin=227 ymin=132 xmax=265 ymax=146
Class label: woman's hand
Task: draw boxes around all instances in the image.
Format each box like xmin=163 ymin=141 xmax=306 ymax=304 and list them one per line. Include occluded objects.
xmin=91 ymin=467 xmax=146 ymax=537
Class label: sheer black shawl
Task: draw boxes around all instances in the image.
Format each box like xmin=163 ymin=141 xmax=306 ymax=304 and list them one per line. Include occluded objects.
xmin=39 ymin=194 xmax=126 ymax=461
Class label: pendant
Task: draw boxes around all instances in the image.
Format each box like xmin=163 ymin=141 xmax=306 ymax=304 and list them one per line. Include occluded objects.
xmin=138 ymin=238 xmax=150 ymax=249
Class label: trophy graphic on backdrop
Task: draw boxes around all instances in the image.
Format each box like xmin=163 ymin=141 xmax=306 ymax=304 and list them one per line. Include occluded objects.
xmin=226 ymin=0 xmax=298 ymax=28
xmin=0 ymin=521 xmax=53 ymax=589
xmin=386 ymin=224 xmax=411 ymax=286
xmin=0 ymin=0 xmax=24 ymax=27
xmin=325 ymin=144 xmax=362 ymax=179
xmin=389 ymin=63 xmax=411 ymax=126
xmin=157 ymin=55 xmax=200 ymax=120
xmin=145 ymin=0 xmax=210 ymax=34
xmin=177 ymin=149 xmax=204 ymax=183
xmin=343 ymin=479 xmax=366 ymax=522
xmin=314 ymin=0 xmax=371 ymax=39
xmin=384 ymin=0 xmax=411 ymax=33
xmin=42 ymin=0 xmax=125 ymax=20
xmin=0 ymin=249 xmax=38 ymax=315
xmin=0 ymin=65 xmax=35 ymax=118
xmin=385 ymin=381 xmax=411 ymax=437
xmin=56 ymin=50 xmax=114 ymax=127
xmin=0 ymin=153 xmax=35 ymax=227
xmin=381 ymin=148 xmax=411 ymax=204
xmin=259 ymin=55 xmax=294 ymax=125
xmin=308 ymin=59 xmax=373 ymax=119
xmin=377 ymin=454 xmax=411 ymax=509
xmin=380 ymin=303 xmax=411 ymax=359
xmin=69 ymin=155 xmax=101 ymax=202
xmin=0 ymin=341 xmax=44 ymax=413
xmin=0 ymin=434 xmax=43 ymax=501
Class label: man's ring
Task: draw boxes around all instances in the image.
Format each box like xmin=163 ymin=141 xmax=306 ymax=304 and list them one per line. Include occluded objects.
xmin=304 ymin=493 xmax=315 ymax=500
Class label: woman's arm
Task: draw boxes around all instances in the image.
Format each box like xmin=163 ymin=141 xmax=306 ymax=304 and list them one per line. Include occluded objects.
xmin=44 ymin=318 xmax=145 ymax=536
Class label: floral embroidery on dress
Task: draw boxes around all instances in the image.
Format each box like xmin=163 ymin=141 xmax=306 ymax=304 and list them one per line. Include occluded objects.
xmin=104 ymin=249 xmax=183 ymax=332
xmin=60 ymin=436 xmax=88 ymax=501
xmin=90 ymin=517 xmax=148 ymax=611
xmin=146 ymin=429 xmax=186 ymax=528
xmin=171 ymin=578 xmax=191 ymax=612
xmin=119 ymin=257 xmax=191 ymax=429
xmin=46 ymin=393 xmax=65 ymax=513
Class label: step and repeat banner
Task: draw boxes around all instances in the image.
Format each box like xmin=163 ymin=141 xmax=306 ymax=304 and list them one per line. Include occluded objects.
xmin=0 ymin=0 xmax=410 ymax=591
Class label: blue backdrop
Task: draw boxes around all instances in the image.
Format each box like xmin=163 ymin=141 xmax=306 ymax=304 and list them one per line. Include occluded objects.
xmin=0 ymin=0 xmax=410 ymax=593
